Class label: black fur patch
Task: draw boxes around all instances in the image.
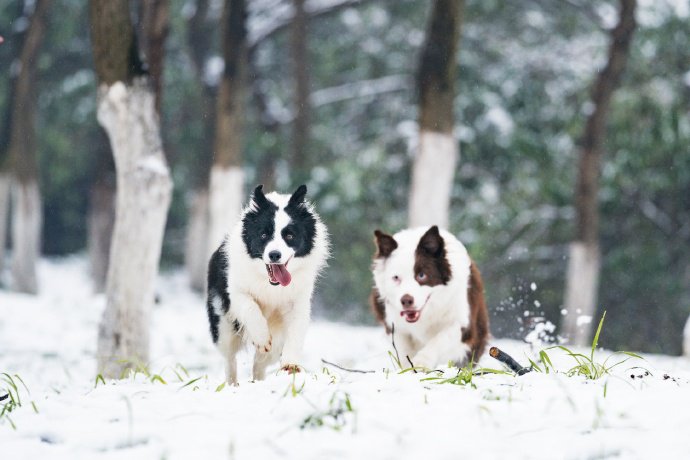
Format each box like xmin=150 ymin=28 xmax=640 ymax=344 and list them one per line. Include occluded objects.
xmin=242 ymin=185 xmax=278 ymax=259
xmin=283 ymin=185 xmax=316 ymax=257
xmin=206 ymin=243 xmax=239 ymax=343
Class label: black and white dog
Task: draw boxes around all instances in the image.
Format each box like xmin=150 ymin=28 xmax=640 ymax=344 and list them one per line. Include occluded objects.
xmin=206 ymin=185 xmax=329 ymax=384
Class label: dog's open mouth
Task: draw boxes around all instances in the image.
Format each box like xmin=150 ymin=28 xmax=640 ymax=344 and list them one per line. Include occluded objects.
xmin=400 ymin=309 xmax=422 ymax=323
xmin=266 ymin=262 xmax=292 ymax=287
xmin=399 ymin=294 xmax=431 ymax=323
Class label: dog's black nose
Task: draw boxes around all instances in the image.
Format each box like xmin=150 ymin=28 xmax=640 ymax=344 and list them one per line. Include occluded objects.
xmin=268 ymin=250 xmax=281 ymax=263
xmin=400 ymin=294 xmax=415 ymax=309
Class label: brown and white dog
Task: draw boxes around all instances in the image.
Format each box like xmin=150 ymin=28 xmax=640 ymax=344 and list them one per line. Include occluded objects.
xmin=370 ymin=226 xmax=489 ymax=368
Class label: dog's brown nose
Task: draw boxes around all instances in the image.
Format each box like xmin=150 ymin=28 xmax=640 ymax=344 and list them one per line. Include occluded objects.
xmin=400 ymin=294 xmax=415 ymax=309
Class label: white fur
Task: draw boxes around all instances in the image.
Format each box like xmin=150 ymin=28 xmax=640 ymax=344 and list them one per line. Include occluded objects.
xmin=216 ymin=192 xmax=329 ymax=383
xmin=372 ymin=227 xmax=472 ymax=369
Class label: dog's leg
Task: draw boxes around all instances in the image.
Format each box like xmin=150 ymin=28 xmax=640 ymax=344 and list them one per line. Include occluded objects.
xmin=279 ymin=294 xmax=312 ymax=372
xmin=217 ymin=319 xmax=243 ymax=385
xmin=252 ymin=328 xmax=284 ymax=381
xmin=231 ymin=292 xmax=272 ymax=353
xmin=394 ymin=331 xmax=418 ymax=367
xmin=412 ymin=325 xmax=469 ymax=370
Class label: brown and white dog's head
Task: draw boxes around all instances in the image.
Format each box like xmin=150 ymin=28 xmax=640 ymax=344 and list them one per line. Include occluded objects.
xmin=372 ymin=226 xmax=452 ymax=324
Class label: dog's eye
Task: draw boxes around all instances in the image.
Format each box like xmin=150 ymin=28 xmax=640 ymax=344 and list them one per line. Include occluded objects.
xmin=392 ymin=275 xmax=401 ymax=284
xmin=285 ymin=233 xmax=294 ymax=241
xmin=261 ymin=233 xmax=268 ymax=240
xmin=416 ymin=272 xmax=426 ymax=281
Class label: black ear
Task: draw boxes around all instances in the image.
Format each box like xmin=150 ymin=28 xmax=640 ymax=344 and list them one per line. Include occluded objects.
xmin=252 ymin=184 xmax=270 ymax=209
xmin=288 ymin=184 xmax=308 ymax=208
xmin=417 ymin=226 xmax=444 ymax=257
xmin=374 ymin=229 xmax=398 ymax=258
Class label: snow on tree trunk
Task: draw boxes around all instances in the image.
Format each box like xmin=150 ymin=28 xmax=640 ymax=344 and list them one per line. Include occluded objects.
xmin=409 ymin=131 xmax=457 ymax=229
xmin=407 ymin=0 xmax=462 ymax=229
xmin=561 ymin=242 xmax=601 ymax=345
xmin=561 ymin=0 xmax=636 ymax=346
xmin=10 ymin=179 xmax=41 ymax=294
xmin=0 ymin=173 xmax=10 ymax=276
xmin=185 ymin=188 xmax=209 ymax=291
xmin=208 ymin=165 xmax=244 ymax=252
xmin=96 ymin=80 xmax=173 ymax=378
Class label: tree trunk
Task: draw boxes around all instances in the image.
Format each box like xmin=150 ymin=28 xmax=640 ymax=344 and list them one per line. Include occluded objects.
xmin=87 ymin=0 xmax=169 ymax=293
xmin=683 ymin=316 xmax=690 ymax=358
xmin=5 ymin=0 xmax=52 ymax=294
xmin=249 ymin=48 xmax=280 ymax=191
xmin=561 ymin=0 xmax=636 ymax=346
xmin=408 ymin=0 xmax=463 ymax=230
xmin=0 ymin=174 xmax=8 ymax=277
xmin=208 ymin=0 xmax=247 ymax=251
xmin=91 ymin=0 xmax=173 ymax=378
xmin=184 ymin=0 xmax=215 ymax=289
xmin=138 ymin=0 xmax=170 ymax=115
xmin=87 ymin=128 xmax=116 ymax=292
xmin=290 ymin=0 xmax=310 ymax=183
xmin=185 ymin=188 xmax=209 ymax=291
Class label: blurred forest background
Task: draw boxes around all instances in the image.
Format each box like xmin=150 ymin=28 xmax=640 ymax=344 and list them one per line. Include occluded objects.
xmin=0 ymin=0 xmax=689 ymax=359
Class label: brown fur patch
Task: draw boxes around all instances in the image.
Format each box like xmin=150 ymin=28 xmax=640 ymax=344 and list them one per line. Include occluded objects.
xmin=369 ymin=287 xmax=390 ymax=333
xmin=461 ymin=260 xmax=490 ymax=361
xmin=374 ymin=230 xmax=398 ymax=258
xmin=414 ymin=226 xmax=451 ymax=286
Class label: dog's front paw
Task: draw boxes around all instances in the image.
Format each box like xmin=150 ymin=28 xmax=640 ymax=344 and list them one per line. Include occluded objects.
xmin=281 ymin=364 xmax=302 ymax=374
xmin=411 ymin=352 xmax=435 ymax=371
xmin=253 ymin=334 xmax=272 ymax=353
xmin=246 ymin=319 xmax=272 ymax=353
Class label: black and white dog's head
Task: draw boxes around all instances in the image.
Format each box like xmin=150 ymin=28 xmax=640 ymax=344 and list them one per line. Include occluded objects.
xmin=241 ymin=184 xmax=318 ymax=286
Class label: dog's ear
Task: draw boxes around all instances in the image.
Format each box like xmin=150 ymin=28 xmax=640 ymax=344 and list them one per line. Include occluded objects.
xmin=417 ymin=225 xmax=445 ymax=257
xmin=287 ymin=184 xmax=308 ymax=208
xmin=252 ymin=184 xmax=270 ymax=209
xmin=374 ymin=230 xmax=398 ymax=258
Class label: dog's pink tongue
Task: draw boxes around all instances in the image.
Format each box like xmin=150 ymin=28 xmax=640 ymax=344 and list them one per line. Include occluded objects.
xmin=273 ymin=264 xmax=292 ymax=286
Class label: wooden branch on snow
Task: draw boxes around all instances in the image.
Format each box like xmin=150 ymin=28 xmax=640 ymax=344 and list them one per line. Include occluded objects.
xmin=489 ymin=347 xmax=532 ymax=376
xmin=321 ymin=359 xmax=375 ymax=374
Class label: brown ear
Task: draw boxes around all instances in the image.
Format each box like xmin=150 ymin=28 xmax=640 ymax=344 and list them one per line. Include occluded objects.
xmin=374 ymin=230 xmax=398 ymax=258
xmin=417 ymin=225 xmax=444 ymax=257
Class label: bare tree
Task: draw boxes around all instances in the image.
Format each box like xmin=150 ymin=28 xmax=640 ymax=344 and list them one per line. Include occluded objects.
xmin=91 ymin=0 xmax=173 ymax=378
xmin=88 ymin=0 xmax=170 ymax=293
xmin=184 ymin=0 xmax=215 ymax=291
xmin=0 ymin=0 xmax=52 ymax=293
xmin=408 ymin=0 xmax=463 ymax=229
xmin=290 ymin=0 xmax=310 ymax=183
xmin=0 ymin=2 xmax=25 ymax=278
xmin=561 ymin=0 xmax=637 ymax=346
xmin=208 ymin=0 xmax=248 ymax=254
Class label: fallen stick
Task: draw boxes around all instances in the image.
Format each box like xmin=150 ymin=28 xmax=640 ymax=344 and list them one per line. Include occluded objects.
xmin=489 ymin=346 xmax=532 ymax=376
xmin=321 ymin=359 xmax=375 ymax=374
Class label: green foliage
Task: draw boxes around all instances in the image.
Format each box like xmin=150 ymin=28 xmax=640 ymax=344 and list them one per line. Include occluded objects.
xmin=1 ymin=373 xmax=38 ymax=430
xmin=300 ymin=391 xmax=355 ymax=431
xmin=532 ymin=312 xmax=645 ymax=380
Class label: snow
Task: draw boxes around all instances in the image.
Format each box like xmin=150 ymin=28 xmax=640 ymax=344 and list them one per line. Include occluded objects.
xmin=2 ymin=258 xmax=690 ymax=458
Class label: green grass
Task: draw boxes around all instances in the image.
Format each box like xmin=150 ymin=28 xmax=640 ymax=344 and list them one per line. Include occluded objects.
xmin=531 ymin=312 xmax=644 ymax=380
xmin=1 ymin=373 xmax=38 ymax=430
xmin=300 ymin=391 xmax=355 ymax=431
xmin=420 ymin=358 xmax=510 ymax=389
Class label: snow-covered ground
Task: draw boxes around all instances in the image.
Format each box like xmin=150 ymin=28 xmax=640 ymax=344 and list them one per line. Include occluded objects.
xmin=1 ymin=258 xmax=690 ymax=459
